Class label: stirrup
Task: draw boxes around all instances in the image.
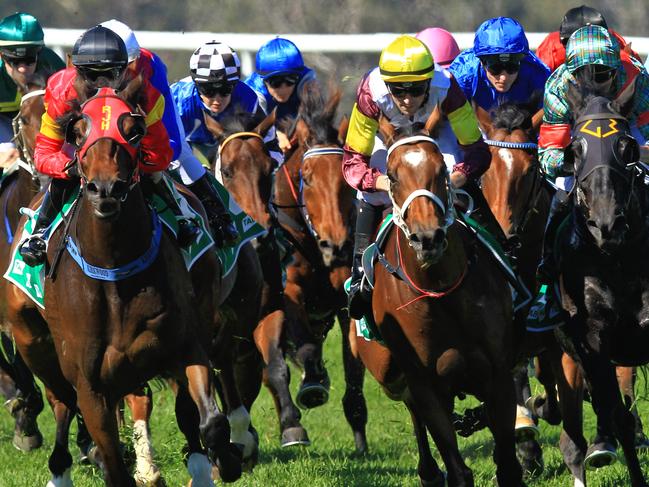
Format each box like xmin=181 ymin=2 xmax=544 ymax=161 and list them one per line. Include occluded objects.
xmin=19 ymin=235 xmax=47 ymax=267
xmin=176 ymin=219 xmax=200 ymax=248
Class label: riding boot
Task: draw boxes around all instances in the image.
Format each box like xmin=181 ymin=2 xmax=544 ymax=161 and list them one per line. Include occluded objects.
xmin=537 ymin=189 xmax=570 ymax=285
xmin=143 ymin=173 xmax=199 ymax=248
xmin=187 ymin=172 xmax=239 ymax=247
xmin=19 ymin=177 xmax=78 ymax=267
xmin=348 ymin=201 xmax=382 ymax=320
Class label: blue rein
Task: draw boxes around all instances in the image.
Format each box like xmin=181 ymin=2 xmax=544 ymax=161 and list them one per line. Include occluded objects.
xmin=65 ymin=208 xmax=162 ymax=281
xmin=484 ymin=139 xmax=538 ymax=150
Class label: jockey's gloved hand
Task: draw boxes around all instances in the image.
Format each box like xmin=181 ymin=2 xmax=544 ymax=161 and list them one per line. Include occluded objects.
xmin=211 ymin=212 xmax=239 ymax=247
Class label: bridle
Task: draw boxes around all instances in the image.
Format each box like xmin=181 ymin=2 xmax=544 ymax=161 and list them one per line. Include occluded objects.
xmin=386 ymin=135 xmax=456 ymax=243
xmin=11 ymin=89 xmax=45 ymax=179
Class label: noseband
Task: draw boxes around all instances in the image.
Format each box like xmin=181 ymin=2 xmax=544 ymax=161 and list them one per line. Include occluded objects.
xmin=387 ymin=135 xmax=456 ymax=241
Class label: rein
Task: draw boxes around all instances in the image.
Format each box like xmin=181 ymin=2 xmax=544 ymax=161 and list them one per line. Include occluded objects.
xmin=484 ymin=139 xmax=538 ymax=150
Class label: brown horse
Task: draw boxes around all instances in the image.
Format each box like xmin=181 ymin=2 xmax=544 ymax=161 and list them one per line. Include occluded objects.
xmin=365 ymin=122 xmax=522 ymax=486
xmin=5 ymin=79 xmax=240 ymax=486
xmin=273 ymin=84 xmax=368 ymax=452
xmin=0 ymin=77 xmax=47 ymax=452
xmin=203 ymin=108 xmax=311 ymax=448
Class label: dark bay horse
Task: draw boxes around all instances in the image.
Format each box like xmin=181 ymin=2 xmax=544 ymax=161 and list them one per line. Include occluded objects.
xmin=367 ymin=124 xmax=522 ymax=486
xmin=203 ymin=109 xmax=311 ymax=448
xmin=273 ymin=85 xmax=368 ymax=452
xmin=0 ymin=78 xmax=47 ymax=452
xmin=551 ymin=78 xmax=649 ymax=487
xmin=5 ymin=80 xmax=240 ymax=486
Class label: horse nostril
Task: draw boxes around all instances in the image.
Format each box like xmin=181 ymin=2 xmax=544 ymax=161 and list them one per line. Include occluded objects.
xmin=587 ymin=219 xmax=598 ymax=229
xmin=409 ymin=233 xmax=421 ymax=244
xmin=319 ymin=239 xmax=333 ymax=249
xmin=87 ymin=181 xmax=99 ymax=194
xmin=432 ymin=229 xmax=446 ymax=245
xmin=111 ymin=180 xmax=128 ymax=198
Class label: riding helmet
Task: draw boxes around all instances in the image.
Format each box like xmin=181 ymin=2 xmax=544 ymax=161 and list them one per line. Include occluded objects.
xmin=0 ymin=12 xmax=44 ymax=59
xmin=379 ymin=35 xmax=435 ymax=83
xmin=255 ymin=37 xmax=304 ymax=78
xmin=190 ymin=41 xmax=241 ymax=83
xmin=559 ymin=5 xmax=608 ymax=45
xmin=473 ymin=17 xmax=529 ymax=58
xmin=71 ymin=25 xmax=128 ymax=69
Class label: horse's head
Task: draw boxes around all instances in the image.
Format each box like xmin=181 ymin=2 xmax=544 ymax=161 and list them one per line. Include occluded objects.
xmin=282 ymin=84 xmax=354 ymax=267
xmin=564 ymin=78 xmax=641 ymax=252
xmin=64 ymin=76 xmax=146 ymax=219
xmin=383 ymin=118 xmax=452 ymax=266
xmin=13 ymin=74 xmax=47 ymax=173
xmin=204 ymin=108 xmax=276 ymax=228
xmin=476 ymin=96 xmax=543 ymax=237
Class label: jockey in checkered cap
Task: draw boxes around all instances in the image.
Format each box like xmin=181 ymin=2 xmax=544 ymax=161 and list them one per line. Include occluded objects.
xmin=102 ymin=21 xmax=240 ymax=248
xmin=244 ymin=37 xmax=317 ymax=151
xmin=171 ymin=40 xmax=283 ymax=169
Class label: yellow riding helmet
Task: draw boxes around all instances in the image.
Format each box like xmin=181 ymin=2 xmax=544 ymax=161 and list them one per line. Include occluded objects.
xmin=379 ymin=35 xmax=435 ymax=83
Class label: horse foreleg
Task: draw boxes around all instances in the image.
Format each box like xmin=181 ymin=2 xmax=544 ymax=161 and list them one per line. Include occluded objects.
xmin=75 ymin=385 xmax=134 ymax=487
xmin=183 ymin=362 xmax=241 ymax=483
xmin=253 ymin=309 xmax=308 ymax=447
xmin=404 ymin=397 xmax=445 ymax=487
xmin=512 ymin=362 xmax=543 ymax=478
xmin=45 ymin=389 xmax=74 ymax=487
xmin=616 ymin=366 xmax=648 ymax=448
xmin=553 ymin=349 xmax=587 ymax=485
xmin=339 ymin=313 xmax=368 ymax=454
xmin=125 ymin=386 xmax=164 ymax=487
xmin=484 ymin=369 xmax=524 ymax=487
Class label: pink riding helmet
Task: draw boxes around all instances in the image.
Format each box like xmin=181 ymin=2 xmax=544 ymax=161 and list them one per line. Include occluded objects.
xmin=415 ymin=27 xmax=461 ymax=68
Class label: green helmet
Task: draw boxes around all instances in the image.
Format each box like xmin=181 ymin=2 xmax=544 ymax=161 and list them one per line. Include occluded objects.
xmin=0 ymin=13 xmax=44 ymax=59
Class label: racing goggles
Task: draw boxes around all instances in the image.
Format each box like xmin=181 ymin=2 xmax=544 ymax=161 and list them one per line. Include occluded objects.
xmin=265 ymin=74 xmax=299 ymax=89
xmin=386 ymin=81 xmax=429 ymax=98
xmin=484 ymin=60 xmax=520 ymax=75
xmin=196 ymin=82 xmax=235 ymax=98
xmin=76 ymin=65 xmax=125 ymax=83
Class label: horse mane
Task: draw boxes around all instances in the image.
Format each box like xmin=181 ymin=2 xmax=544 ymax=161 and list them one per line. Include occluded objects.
xmin=490 ymin=91 xmax=543 ymax=134
xmin=218 ymin=107 xmax=265 ymax=138
xmin=394 ymin=122 xmax=427 ymax=140
xmin=281 ymin=81 xmax=341 ymax=145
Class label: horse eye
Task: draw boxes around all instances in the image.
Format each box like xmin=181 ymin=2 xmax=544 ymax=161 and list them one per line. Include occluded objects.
xmin=221 ymin=166 xmax=233 ymax=180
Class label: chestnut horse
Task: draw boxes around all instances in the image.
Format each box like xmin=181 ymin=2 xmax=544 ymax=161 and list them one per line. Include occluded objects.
xmin=273 ymin=84 xmax=368 ymax=452
xmin=0 ymin=77 xmax=47 ymax=452
xmin=5 ymin=80 xmax=240 ymax=486
xmin=203 ymin=109 xmax=311 ymax=447
xmin=551 ymin=78 xmax=649 ymax=487
xmin=365 ymin=123 xmax=522 ymax=486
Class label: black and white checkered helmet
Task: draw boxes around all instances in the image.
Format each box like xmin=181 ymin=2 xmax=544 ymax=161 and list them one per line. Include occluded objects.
xmin=190 ymin=41 xmax=241 ymax=83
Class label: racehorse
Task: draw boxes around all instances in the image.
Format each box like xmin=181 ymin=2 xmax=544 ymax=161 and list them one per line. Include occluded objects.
xmin=0 ymin=76 xmax=47 ymax=452
xmin=364 ymin=120 xmax=522 ymax=486
xmin=272 ymin=84 xmax=368 ymax=452
xmin=551 ymin=76 xmax=649 ymax=487
xmin=203 ymin=108 xmax=311 ymax=447
xmin=5 ymin=77 xmax=241 ymax=486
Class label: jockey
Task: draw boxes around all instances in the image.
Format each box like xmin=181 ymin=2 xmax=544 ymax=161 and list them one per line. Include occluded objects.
xmin=536 ymin=5 xmax=641 ymax=73
xmin=343 ymin=35 xmax=495 ymax=318
xmin=19 ymin=26 xmax=179 ymax=265
xmin=449 ymin=17 xmax=549 ymax=112
xmin=415 ymin=27 xmax=461 ymax=69
xmin=170 ymin=40 xmax=282 ymax=170
xmin=101 ymin=20 xmax=239 ymax=248
xmin=0 ymin=12 xmax=65 ymax=164
xmin=244 ymin=37 xmax=316 ymax=151
xmin=537 ymin=25 xmax=649 ymax=282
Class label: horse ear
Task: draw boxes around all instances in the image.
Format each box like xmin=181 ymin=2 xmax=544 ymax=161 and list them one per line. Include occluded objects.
xmin=324 ymin=84 xmax=342 ymax=120
xmin=66 ymin=53 xmax=73 ymax=68
xmin=612 ymin=76 xmax=638 ymax=118
xmin=423 ymin=104 xmax=441 ymax=138
xmin=531 ymin=108 xmax=544 ymax=133
xmin=378 ymin=115 xmax=395 ymax=147
xmin=254 ymin=108 xmax=276 ymax=137
xmin=472 ymin=100 xmax=493 ymax=135
xmin=294 ymin=117 xmax=310 ymax=145
xmin=203 ymin=111 xmax=225 ymax=138
xmin=337 ymin=115 xmax=349 ymax=145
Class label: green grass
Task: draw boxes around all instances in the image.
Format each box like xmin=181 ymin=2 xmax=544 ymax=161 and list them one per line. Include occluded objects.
xmin=0 ymin=325 xmax=648 ymax=486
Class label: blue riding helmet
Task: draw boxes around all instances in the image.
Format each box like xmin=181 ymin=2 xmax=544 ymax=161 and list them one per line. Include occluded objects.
xmin=255 ymin=37 xmax=304 ymax=78
xmin=473 ymin=17 xmax=529 ymax=58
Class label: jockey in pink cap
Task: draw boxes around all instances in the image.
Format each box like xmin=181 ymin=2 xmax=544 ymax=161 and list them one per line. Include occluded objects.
xmin=415 ymin=27 xmax=461 ymax=68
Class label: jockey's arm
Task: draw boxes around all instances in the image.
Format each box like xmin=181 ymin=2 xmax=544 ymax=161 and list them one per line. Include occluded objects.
xmin=138 ymin=93 xmax=173 ymax=173
xmin=538 ymin=79 xmax=572 ymax=180
xmin=34 ymin=110 xmax=75 ymax=179
xmin=442 ymin=77 xmax=490 ymax=182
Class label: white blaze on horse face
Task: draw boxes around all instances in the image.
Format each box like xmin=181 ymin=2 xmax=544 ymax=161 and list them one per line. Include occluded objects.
xmin=498 ymin=148 xmax=514 ymax=176
xmin=404 ymin=149 xmax=425 ymax=167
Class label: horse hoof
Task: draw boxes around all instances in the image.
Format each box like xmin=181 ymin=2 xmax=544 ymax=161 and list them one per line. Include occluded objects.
xmin=525 ymin=394 xmax=561 ymax=425
xmin=420 ymin=470 xmax=446 ymax=487
xmin=135 ymin=469 xmax=166 ymax=487
xmin=281 ymin=426 xmax=310 ymax=447
xmin=13 ymin=430 xmax=43 ymax=452
xmin=585 ymin=442 xmax=617 ymax=470
xmin=516 ymin=439 xmax=544 ymax=479
xmin=215 ymin=443 xmax=242 ymax=483
xmin=353 ymin=431 xmax=368 ymax=455
xmin=636 ymin=434 xmax=649 ymax=450
xmin=296 ymin=382 xmax=329 ymax=409
xmin=46 ymin=468 xmax=73 ymax=487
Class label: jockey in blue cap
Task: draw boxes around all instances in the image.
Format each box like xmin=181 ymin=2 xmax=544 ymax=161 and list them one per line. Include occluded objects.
xmin=244 ymin=37 xmax=316 ymax=150
xmin=449 ymin=17 xmax=550 ymax=112
xmin=171 ymin=41 xmax=282 ymax=168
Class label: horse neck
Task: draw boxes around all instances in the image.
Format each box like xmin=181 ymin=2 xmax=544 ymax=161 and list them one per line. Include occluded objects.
xmin=274 ymin=145 xmax=304 ymax=218
xmin=75 ymin=186 xmax=154 ymax=267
